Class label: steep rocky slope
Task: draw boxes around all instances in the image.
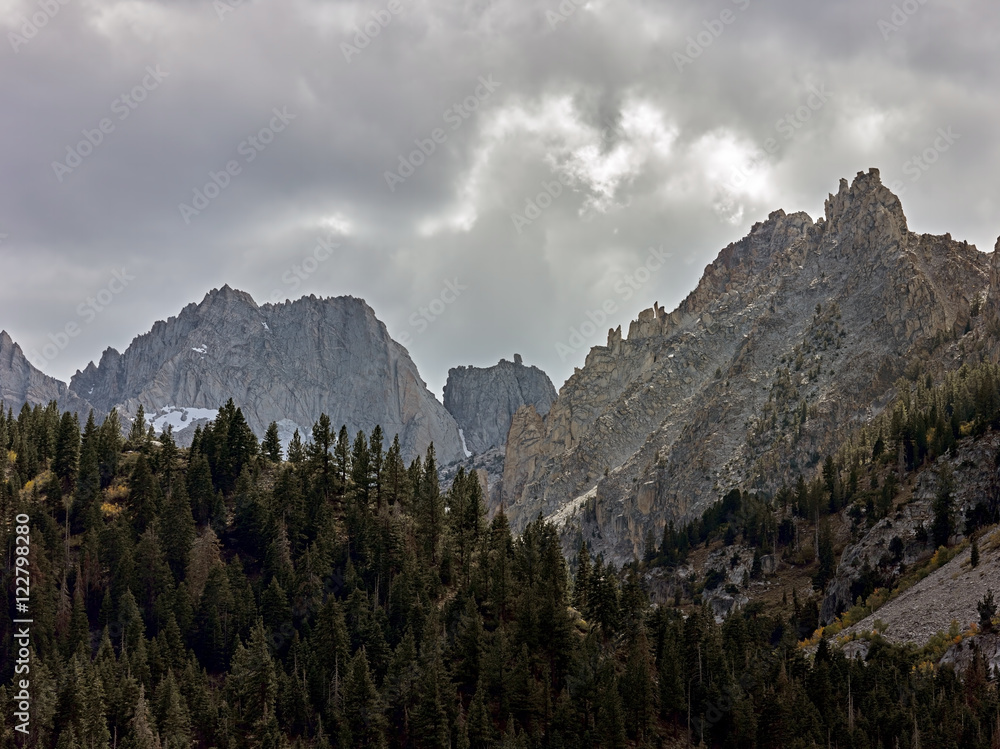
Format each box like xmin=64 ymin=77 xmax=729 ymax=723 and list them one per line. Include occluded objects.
xmin=0 ymin=330 xmax=93 ymax=415
xmin=443 ymin=354 xmax=556 ymax=454
xmin=841 ymin=526 xmax=1000 ymax=647
xmin=821 ymin=431 xmax=1000 ymax=623
xmin=503 ymin=169 xmax=990 ymax=563
xmin=67 ymin=287 xmax=465 ymax=462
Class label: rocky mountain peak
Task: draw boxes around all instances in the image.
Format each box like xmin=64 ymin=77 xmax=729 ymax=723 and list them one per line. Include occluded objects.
xmin=198 ymin=284 xmax=257 ymax=309
xmin=66 ymin=289 xmax=465 ymax=462
xmin=501 ymin=171 xmax=989 ymax=563
xmin=443 ymin=355 xmax=556 ymax=455
xmin=1 ymin=330 xmax=93 ymax=415
xmin=822 ymin=167 xmax=908 ymax=244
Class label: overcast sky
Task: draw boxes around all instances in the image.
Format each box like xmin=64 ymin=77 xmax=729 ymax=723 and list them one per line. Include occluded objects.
xmin=1 ymin=0 xmax=998 ymax=398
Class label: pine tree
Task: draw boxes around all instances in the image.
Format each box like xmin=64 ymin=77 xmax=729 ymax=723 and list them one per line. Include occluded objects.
xmin=412 ymin=638 xmax=451 ymax=749
xmin=312 ymin=597 xmax=351 ymax=697
xmin=262 ymin=421 xmax=282 ymax=462
xmin=384 ymin=630 xmax=419 ymax=746
xmin=260 ymin=577 xmax=293 ymax=648
xmin=573 ymin=541 xmax=591 ymax=613
xmin=588 ymin=557 xmax=620 ymax=635
xmin=273 ymin=465 xmax=308 ymax=555
xmin=97 ymin=408 xmax=123 ymax=487
xmin=813 ymin=518 xmax=835 ymax=590
xmin=335 ymin=424 xmax=351 ymax=498
xmin=351 ymin=430 xmax=373 ymax=506
xmin=129 ymin=455 xmax=162 ymax=535
xmin=620 ymin=625 xmax=657 ymax=741
xmin=122 ymin=686 xmax=162 ymax=749
xmin=341 ymin=648 xmax=387 ymax=748
xmin=186 ymin=527 xmax=223 ymax=602
xmin=232 ymin=468 xmax=269 ymax=553
xmin=75 ymin=413 xmax=102 ymax=529
xmin=82 ymin=659 xmax=112 ymax=749
xmin=127 ymin=405 xmax=149 ymax=451
xmin=932 ymin=465 xmax=956 ymax=547
xmin=192 ymin=565 xmax=233 ymax=671
xmin=159 ymin=482 xmax=196 ymax=581
xmin=263 ymin=523 xmax=295 ymax=589
xmin=466 ymin=678 xmax=494 ymax=749
xmin=593 ymin=661 xmax=627 ymax=749
xmin=134 ymin=526 xmax=175 ymax=630
xmin=383 ymin=435 xmax=409 ymax=507
xmin=307 ymin=414 xmax=335 ymax=501
xmin=416 ymin=444 xmax=444 ymax=565
xmin=287 ymin=429 xmax=305 ymax=464
xmin=66 ymin=585 xmax=89 ymax=659
xmin=447 ymin=468 xmax=484 ymax=585
xmin=453 ymin=596 xmax=483 ymax=692
xmin=155 ymin=426 xmax=179 ymax=496
xmin=227 ymin=620 xmax=280 ymax=743
xmin=53 ymin=411 xmax=80 ymax=493
xmin=370 ymin=425 xmax=384 ymax=508
xmin=226 ymin=401 xmax=259 ymax=492
xmin=978 ymin=590 xmax=997 ymax=633
xmin=154 ymin=670 xmax=192 ymax=749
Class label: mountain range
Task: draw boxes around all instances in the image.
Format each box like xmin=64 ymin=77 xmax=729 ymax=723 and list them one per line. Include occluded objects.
xmin=1 ymin=287 xmax=556 ymax=468
xmin=3 ymin=167 xmax=998 ymax=569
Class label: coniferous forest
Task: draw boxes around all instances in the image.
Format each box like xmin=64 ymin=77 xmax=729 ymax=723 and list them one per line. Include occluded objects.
xmin=2 ymin=397 xmax=1000 ymax=748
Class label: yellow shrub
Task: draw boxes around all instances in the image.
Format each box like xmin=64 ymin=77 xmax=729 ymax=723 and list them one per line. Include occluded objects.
xmin=104 ymin=484 xmax=129 ymax=502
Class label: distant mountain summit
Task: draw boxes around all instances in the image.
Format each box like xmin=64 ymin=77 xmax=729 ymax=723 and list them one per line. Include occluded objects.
xmin=0 ymin=330 xmax=92 ymax=415
xmin=443 ymin=354 xmax=557 ymax=454
xmin=66 ymin=286 xmax=466 ymax=462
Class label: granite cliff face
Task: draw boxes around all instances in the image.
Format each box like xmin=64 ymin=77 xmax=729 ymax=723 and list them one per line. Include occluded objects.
xmin=443 ymin=354 xmax=557 ymax=454
xmin=67 ymin=286 xmax=466 ymax=463
xmin=0 ymin=330 xmax=93 ymax=415
xmin=502 ymin=169 xmax=991 ymax=563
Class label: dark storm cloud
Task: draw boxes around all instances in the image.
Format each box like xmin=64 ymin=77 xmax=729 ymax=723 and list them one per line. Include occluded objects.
xmin=1 ymin=0 xmax=997 ymax=397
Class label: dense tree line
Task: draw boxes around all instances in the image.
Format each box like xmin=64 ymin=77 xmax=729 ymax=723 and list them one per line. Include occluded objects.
xmin=1 ymin=398 xmax=999 ymax=748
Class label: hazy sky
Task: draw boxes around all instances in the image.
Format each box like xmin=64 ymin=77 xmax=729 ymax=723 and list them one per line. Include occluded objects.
xmin=1 ymin=0 xmax=998 ymax=398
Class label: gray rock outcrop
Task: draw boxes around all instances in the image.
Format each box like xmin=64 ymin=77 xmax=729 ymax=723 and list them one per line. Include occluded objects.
xmin=67 ymin=286 xmax=466 ymax=462
xmin=0 ymin=330 xmax=94 ymax=416
xmin=443 ymin=354 xmax=556 ymax=454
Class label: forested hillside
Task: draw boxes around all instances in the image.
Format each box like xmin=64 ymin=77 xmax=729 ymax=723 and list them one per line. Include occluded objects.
xmin=2 ymin=398 xmax=999 ymax=748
